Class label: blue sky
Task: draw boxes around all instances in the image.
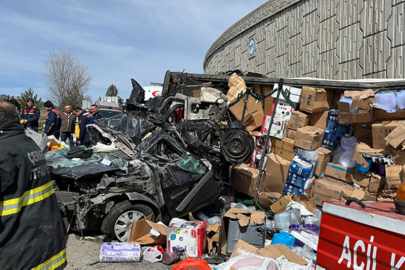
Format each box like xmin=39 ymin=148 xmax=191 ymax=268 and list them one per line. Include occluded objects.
xmin=0 ymin=0 xmax=267 ymax=102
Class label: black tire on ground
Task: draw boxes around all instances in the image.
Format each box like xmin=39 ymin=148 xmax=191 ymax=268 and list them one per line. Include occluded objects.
xmin=101 ymin=200 xmax=155 ymax=241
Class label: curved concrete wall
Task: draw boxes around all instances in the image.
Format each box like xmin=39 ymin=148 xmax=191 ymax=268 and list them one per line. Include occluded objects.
xmin=204 ymin=0 xmax=405 ymax=79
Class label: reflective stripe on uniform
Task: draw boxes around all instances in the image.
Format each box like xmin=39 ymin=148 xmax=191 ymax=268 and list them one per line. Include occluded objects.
xmin=31 ymin=249 xmax=67 ymax=270
xmin=0 ymin=182 xmax=54 ymax=216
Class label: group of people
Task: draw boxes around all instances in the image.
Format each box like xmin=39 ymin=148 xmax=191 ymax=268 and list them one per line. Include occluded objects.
xmin=1 ymin=95 xmax=21 ymax=111
xmin=18 ymin=98 xmax=103 ymax=147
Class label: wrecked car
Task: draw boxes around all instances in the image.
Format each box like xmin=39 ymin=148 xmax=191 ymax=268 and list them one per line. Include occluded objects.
xmin=47 ymin=73 xmax=254 ymax=242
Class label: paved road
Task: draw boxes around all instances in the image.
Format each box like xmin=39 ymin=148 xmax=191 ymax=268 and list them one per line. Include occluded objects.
xmin=65 ymin=233 xmax=171 ymax=270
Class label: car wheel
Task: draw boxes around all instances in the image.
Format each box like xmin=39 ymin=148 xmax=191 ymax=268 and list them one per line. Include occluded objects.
xmin=102 ymin=200 xmax=155 ymax=242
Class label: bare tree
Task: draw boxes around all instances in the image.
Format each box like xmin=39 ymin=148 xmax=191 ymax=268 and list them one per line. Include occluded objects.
xmin=44 ymin=49 xmax=92 ymax=108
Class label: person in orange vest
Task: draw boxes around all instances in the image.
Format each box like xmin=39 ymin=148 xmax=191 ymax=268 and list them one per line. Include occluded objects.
xmin=44 ymin=100 xmax=61 ymax=139
xmin=0 ymin=100 xmax=67 ymax=269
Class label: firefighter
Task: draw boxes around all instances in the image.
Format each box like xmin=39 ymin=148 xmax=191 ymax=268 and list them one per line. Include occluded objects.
xmin=44 ymin=100 xmax=61 ymax=139
xmin=0 ymin=100 xmax=67 ymax=269
xmin=73 ymin=106 xmax=94 ymax=147
xmin=20 ymin=98 xmax=40 ymax=132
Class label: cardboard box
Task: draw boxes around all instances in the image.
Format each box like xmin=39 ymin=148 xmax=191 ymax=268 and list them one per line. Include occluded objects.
xmin=325 ymin=163 xmax=355 ymax=183
xmin=385 ymin=121 xmax=405 ymax=149
xmin=321 ymin=129 xmax=339 ymax=151
xmin=310 ymin=179 xmax=354 ymax=200
xmin=385 ymin=165 xmax=403 ymax=190
xmin=189 ymin=213 xmax=220 ymax=256
xmin=270 ymin=195 xmax=295 ymax=214
xmin=230 ymin=164 xmax=259 ymax=197
xmin=130 ymin=215 xmax=167 ymax=245
xmin=337 ymin=89 xmax=375 ymax=124
xmin=310 ymin=111 xmax=328 ymax=129
xmin=167 ymin=220 xmax=207 ymax=258
xmin=253 ymin=85 xmax=263 ymax=108
xmin=289 ymin=156 xmax=317 ymax=178
xmin=230 ymin=240 xmax=307 ymax=265
xmin=372 ymin=121 xmax=404 ymax=149
xmin=294 ymin=126 xmax=325 ymax=151
xmin=261 ymin=85 xmax=275 ymax=115
xmin=352 ymin=170 xmax=370 ymax=188
xmin=261 ymin=116 xmax=288 ymax=139
xmin=227 ymin=73 xmax=246 ymax=102
xmin=394 ymin=150 xmax=405 ymax=166
xmin=369 ymin=173 xmax=385 ymax=193
xmin=314 ymin=147 xmax=332 ymax=176
xmin=351 ymin=142 xmax=391 ymax=168
xmin=354 ymin=123 xmax=373 ymax=145
xmin=271 ymin=137 xmax=295 ymax=161
xmin=312 ymin=192 xmax=340 ymax=206
xmin=373 ymin=109 xmax=405 ymax=121
xmin=287 ymin=129 xmax=297 ymax=140
xmin=363 ymin=189 xmax=378 ymax=201
xmin=299 ymin=86 xmax=331 ymax=113
xmin=229 ymin=94 xmax=264 ymax=131
xmin=272 ymin=83 xmax=302 ymax=103
xmin=288 ymin=111 xmax=310 ymax=130
xmin=260 ymin=153 xmax=291 ymax=194
xmin=220 ymin=209 xmax=266 ymax=255
xmin=286 ymin=172 xmax=312 ymax=189
xmin=256 ymin=192 xmax=283 ymax=210
xmin=270 ymin=99 xmax=294 ymax=120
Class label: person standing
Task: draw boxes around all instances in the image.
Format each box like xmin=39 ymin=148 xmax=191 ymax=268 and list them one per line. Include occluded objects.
xmin=90 ymin=104 xmax=103 ymax=120
xmin=0 ymin=100 xmax=67 ymax=269
xmin=60 ymin=105 xmax=76 ymax=147
xmin=44 ymin=100 xmax=61 ymax=139
xmin=20 ymin=98 xmax=40 ymax=132
xmin=73 ymin=106 xmax=94 ymax=147
xmin=9 ymin=96 xmax=20 ymax=112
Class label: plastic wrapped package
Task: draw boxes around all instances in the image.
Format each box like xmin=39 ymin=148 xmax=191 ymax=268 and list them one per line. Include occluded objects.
xmin=340 ymin=137 xmax=357 ymax=151
xmin=219 ymin=253 xmax=280 ymax=270
xmin=396 ymin=90 xmax=405 ymax=109
xmin=332 ymin=146 xmax=344 ymax=164
xmin=339 ymin=151 xmax=356 ymax=168
xmin=99 ymin=242 xmax=141 ymax=262
xmin=375 ymin=91 xmax=398 ymax=111
xmin=295 ymin=148 xmax=318 ymax=162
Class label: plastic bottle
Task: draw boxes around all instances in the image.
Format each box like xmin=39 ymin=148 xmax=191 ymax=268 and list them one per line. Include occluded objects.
xmin=332 ymin=146 xmax=344 ymax=164
xmin=207 ymin=216 xmax=221 ymax=225
xmin=326 ymin=109 xmax=339 ymax=130
xmin=375 ymin=91 xmax=398 ymax=110
xmin=197 ymin=212 xmax=208 ymax=221
xmin=339 ymin=151 xmax=357 ymax=168
xmin=340 ymin=136 xmax=357 ymax=151
xmin=396 ymin=90 xmax=405 ymax=109
xmin=289 ymin=208 xmax=302 ymax=225
xmin=163 ymin=252 xmax=180 ymax=265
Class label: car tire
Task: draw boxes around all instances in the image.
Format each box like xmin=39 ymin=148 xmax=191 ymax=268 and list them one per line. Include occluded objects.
xmin=102 ymin=200 xmax=155 ymax=242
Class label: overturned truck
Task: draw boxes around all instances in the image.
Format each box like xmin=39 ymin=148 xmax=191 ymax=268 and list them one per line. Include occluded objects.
xmin=47 ymin=71 xmax=255 ymax=242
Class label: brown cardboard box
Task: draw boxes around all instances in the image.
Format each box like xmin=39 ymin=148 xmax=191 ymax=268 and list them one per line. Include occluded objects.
xmin=314 ymin=147 xmax=332 ymax=176
xmin=229 ymin=94 xmax=264 ymax=130
xmin=260 ymin=153 xmax=291 ymax=194
xmin=352 ymin=170 xmax=370 ymax=188
xmin=288 ymin=111 xmax=310 ymax=130
xmin=338 ymin=89 xmax=375 ymax=123
xmin=372 ymin=121 xmax=404 ymax=149
xmin=271 ymin=137 xmax=295 ymax=161
xmin=229 ymin=240 xmax=307 ymax=265
xmin=230 ymin=164 xmax=259 ymax=197
xmin=331 ymin=89 xmax=346 ymax=109
xmin=243 ymin=110 xmax=265 ymax=132
xmin=294 ymin=126 xmax=325 ymax=151
xmin=256 ymin=192 xmax=283 ymax=210
xmin=270 ymin=195 xmax=295 ymax=214
xmin=254 ymin=85 xmax=263 ymax=108
xmin=299 ymin=87 xmax=331 ymax=113
xmin=394 ymin=150 xmax=405 ymax=166
xmin=385 ymin=165 xmax=403 ymax=189
xmin=369 ymin=173 xmax=386 ymax=193
xmin=351 ymin=142 xmax=391 ymax=168
xmin=373 ymin=109 xmax=405 ymax=121
xmin=227 ymin=73 xmax=246 ymax=102
xmin=385 ymin=122 xmax=405 ymax=149
xmin=312 ymin=192 xmax=340 ymax=206
xmin=261 ymin=85 xmax=275 ymax=115
xmin=219 ymin=209 xmax=266 ymax=255
xmin=354 ymin=123 xmax=373 ymax=145
xmin=310 ymin=179 xmax=354 ymax=200
xmin=130 ymin=215 xmax=167 ymax=245
xmin=189 ymin=213 xmax=220 ymax=256
xmin=310 ymin=111 xmax=328 ymax=129
xmin=363 ymin=189 xmax=378 ymax=201
xmin=287 ymin=129 xmax=297 ymax=140
xmin=325 ymin=163 xmax=355 ymax=183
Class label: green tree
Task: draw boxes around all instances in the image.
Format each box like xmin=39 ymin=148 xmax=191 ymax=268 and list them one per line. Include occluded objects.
xmin=106 ymin=84 xmax=118 ymax=96
xmin=106 ymin=84 xmax=124 ymax=106
xmin=20 ymin=87 xmax=43 ymax=108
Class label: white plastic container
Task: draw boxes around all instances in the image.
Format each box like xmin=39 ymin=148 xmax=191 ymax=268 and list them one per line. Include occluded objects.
xmin=275 ymin=212 xmax=291 ymax=230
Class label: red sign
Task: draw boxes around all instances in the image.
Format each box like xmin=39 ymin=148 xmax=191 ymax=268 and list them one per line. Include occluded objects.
xmin=152 ymin=91 xmax=162 ymax=97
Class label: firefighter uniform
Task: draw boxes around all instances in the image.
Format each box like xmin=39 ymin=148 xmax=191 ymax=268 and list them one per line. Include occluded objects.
xmin=20 ymin=105 xmax=40 ymax=132
xmin=77 ymin=111 xmax=94 ymax=147
xmin=0 ymin=122 xmax=67 ymax=269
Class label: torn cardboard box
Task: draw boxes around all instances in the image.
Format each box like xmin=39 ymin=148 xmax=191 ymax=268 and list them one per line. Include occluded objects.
xmin=385 ymin=165 xmax=402 ymax=190
xmin=325 ymin=163 xmax=354 ymax=183
xmin=271 ymin=137 xmax=295 ymax=161
xmin=372 ymin=121 xmax=404 ymax=149
xmin=288 ymin=111 xmax=310 ymax=130
xmin=385 ymin=121 xmax=405 ymax=149
xmin=354 ymin=123 xmax=373 ymax=145
xmin=220 ymin=209 xmax=266 ymax=255
xmin=256 ymin=192 xmax=283 ymax=210
xmin=300 ymin=87 xmax=331 ymax=113
xmin=229 ymin=94 xmax=264 ymax=132
xmin=287 ymin=129 xmax=297 ymax=140
xmin=230 ymin=164 xmax=259 ymax=197
xmin=351 ymin=142 xmax=391 ymax=168
xmin=310 ymin=179 xmax=354 ymax=206
xmin=338 ymin=89 xmax=375 ymax=123
xmin=310 ymin=111 xmax=328 ymax=129
xmin=261 ymin=85 xmax=275 ymax=115
xmin=314 ymin=147 xmax=332 ymax=176
xmin=230 ymin=240 xmax=308 ymax=265
xmin=227 ymin=73 xmax=246 ymax=102
xmin=260 ymin=153 xmax=291 ymax=194
xmin=352 ymin=170 xmax=370 ymax=188
xmin=270 ymin=194 xmax=295 ymax=214
xmin=294 ymin=126 xmax=325 ymax=151
xmin=189 ymin=213 xmax=220 ymax=256
xmin=130 ymin=215 xmax=167 ymax=245
xmin=368 ymin=173 xmax=385 ymax=193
